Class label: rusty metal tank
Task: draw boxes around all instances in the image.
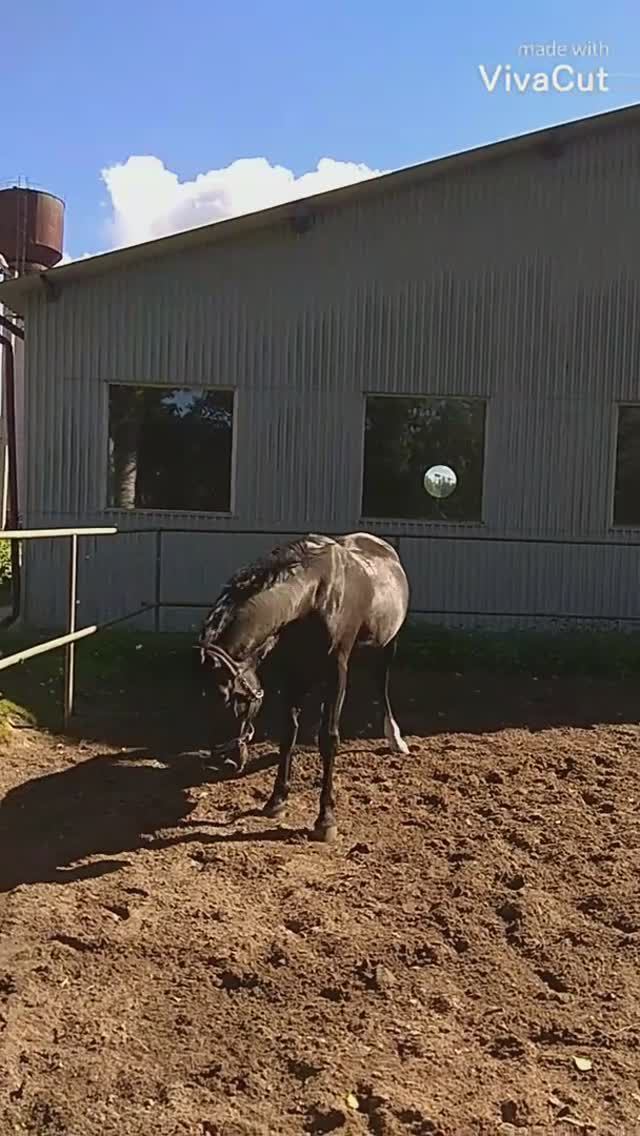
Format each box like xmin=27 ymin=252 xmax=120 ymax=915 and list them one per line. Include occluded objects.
xmin=0 ymin=187 xmax=64 ymax=274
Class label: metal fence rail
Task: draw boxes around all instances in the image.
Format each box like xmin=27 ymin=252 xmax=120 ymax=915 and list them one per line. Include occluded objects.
xmin=0 ymin=625 xmax=98 ymax=670
xmin=0 ymin=527 xmax=118 ymax=726
xmin=137 ymin=528 xmax=640 ymax=628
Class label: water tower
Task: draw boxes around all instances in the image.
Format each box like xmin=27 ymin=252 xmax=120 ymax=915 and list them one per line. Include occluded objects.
xmin=0 ymin=185 xmax=64 ymax=276
xmin=0 ymin=184 xmax=64 ymax=571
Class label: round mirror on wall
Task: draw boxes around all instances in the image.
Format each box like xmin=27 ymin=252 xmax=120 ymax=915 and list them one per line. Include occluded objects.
xmin=423 ymin=464 xmax=457 ymax=499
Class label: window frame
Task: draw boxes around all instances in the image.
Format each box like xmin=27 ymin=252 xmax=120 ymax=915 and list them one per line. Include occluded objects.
xmin=610 ymin=400 xmax=640 ymax=529
xmin=358 ymin=390 xmax=489 ymax=526
xmin=103 ymin=381 xmax=238 ymax=518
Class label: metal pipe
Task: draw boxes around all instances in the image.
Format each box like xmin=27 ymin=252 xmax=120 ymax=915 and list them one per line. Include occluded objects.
xmin=114 ymin=525 xmax=640 ymax=549
xmin=0 ymin=440 xmax=8 ymax=528
xmin=0 ymin=526 xmax=117 ymax=539
xmin=63 ymin=533 xmax=78 ymax=727
xmin=150 ymin=600 xmax=211 ymax=609
xmin=0 ymin=333 xmax=20 ymax=627
xmin=153 ymin=531 xmax=162 ymax=633
xmin=0 ymin=314 xmax=23 ymax=341
xmin=0 ymin=623 xmax=98 ymax=671
xmin=0 ymin=336 xmax=19 ymax=531
xmin=407 ymin=607 xmax=640 ymax=622
xmin=95 ymin=602 xmax=156 ymax=632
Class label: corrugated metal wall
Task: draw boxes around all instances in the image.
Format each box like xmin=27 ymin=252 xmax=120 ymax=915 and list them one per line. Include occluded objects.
xmin=18 ymin=116 xmax=640 ymax=630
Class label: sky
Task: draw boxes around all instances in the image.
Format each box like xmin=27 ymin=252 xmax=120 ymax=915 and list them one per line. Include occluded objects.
xmin=3 ymin=0 xmax=639 ymax=262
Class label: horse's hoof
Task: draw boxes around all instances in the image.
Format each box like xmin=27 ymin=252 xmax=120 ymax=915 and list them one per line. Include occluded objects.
xmin=311 ymin=824 xmax=338 ymax=844
xmin=392 ymin=738 xmax=410 ymax=755
xmin=384 ymin=716 xmax=410 ymax=755
xmin=263 ymin=799 xmax=286 ymax=819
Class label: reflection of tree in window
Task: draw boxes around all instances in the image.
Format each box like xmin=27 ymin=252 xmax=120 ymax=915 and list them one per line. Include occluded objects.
xmin=362 ymin=396 xmax=486 ymax=521
xmin=614 ymin=405 xmax=640 ymax=525
xmin=108 ymin=386 xmax=234 ymax=512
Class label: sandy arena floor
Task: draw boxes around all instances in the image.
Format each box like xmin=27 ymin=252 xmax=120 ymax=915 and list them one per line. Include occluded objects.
xmin=0 ymin=668 xmax=639 ymax=1135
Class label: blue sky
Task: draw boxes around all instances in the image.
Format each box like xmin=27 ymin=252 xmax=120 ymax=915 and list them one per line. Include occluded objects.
xmin=3 ymin=0 xmax=638 ymax=260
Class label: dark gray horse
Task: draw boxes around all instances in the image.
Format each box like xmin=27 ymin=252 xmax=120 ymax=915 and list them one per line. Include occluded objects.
xmin=197 ymin=531 xmax=410 ymax=842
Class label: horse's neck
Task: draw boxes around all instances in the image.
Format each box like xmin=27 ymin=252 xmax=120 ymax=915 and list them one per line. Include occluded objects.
xmin=219 ymin=582 xmax=310 ymax=661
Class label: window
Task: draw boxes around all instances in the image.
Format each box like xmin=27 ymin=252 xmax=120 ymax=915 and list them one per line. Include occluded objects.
xmin=613 ymin=404 xmax=640 ymax=525
xmin=107 ymin=385 xmax=234 ymax=512
xmin=361 ymin=395 xmax=486 ymax=521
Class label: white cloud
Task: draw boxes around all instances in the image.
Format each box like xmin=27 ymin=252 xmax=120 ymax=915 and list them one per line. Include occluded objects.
xmin=100 ymin=154 xmax=386 ymax=250
xmin=55 ymin=250 xmax=96 ymax=267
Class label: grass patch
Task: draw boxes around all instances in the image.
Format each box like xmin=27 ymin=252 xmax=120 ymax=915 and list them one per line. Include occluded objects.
xmin=0 ymin=697 xmax=35 ymax=743
xmin=0 ymin=538 xmax=11 ymax=589
xmin=0 ymin=628 xmax=195 ymax=732
xmin=399 ymin=620 xmax=640 ymax=677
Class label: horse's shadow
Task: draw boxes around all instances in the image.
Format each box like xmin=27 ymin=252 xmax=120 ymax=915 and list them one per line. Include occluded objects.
xmin=0 ymin=745 xmax=282 ymax=894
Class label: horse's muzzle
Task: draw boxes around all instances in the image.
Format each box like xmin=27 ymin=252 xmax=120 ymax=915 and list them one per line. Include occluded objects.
xmin=210 ymin=723 xmax=255 ymax=772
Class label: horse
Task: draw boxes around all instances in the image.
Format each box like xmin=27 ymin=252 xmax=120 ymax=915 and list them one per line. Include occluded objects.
xmin=196 ymin=531 xmax=411 ymax=842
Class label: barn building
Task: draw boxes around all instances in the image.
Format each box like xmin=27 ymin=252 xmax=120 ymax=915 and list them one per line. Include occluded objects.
xmin=2 ymin=103 xmax=640 ymax=634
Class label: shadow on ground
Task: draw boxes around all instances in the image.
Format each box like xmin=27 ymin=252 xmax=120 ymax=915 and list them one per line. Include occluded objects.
xmin=62 ymin=652 xmax=640 ymax=756
xmin=0 ymin=744 xmax=285 ymax=893
xmin=2 ymin=654 xmax=639 ymax=893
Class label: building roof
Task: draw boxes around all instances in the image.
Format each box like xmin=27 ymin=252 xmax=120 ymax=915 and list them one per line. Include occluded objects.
xmin=1 ymin=101 xmax=639 ymax=316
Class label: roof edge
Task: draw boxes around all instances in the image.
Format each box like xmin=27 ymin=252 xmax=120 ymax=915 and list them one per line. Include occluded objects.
xmin=2 ymin=101 xmax=639 ymax=316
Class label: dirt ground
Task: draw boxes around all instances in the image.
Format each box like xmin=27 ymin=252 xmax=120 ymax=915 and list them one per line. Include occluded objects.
xmin=0 ymin=665 xmax=639 ymax=1135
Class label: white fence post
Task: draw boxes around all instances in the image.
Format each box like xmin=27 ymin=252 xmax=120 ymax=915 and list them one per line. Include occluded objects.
xmin=63 ymin=532 xmax=79 ymax=727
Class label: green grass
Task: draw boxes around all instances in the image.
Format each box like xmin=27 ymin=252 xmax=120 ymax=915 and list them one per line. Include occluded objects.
xmin=399 ymin=620 xmax=640 ymax=677
xmin=0 ymin=696 xmax=35 ymax=743
xmin=0 ymin=620 xmax=639 ymax=738
xmin=0 ymin=628 xmax=194 ymax=732
xmin=0 ymin=538 xmax=11 ymax=589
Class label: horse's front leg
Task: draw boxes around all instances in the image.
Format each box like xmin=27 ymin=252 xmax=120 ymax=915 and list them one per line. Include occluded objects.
xmin=312 ymin=653 xmax=349 ymax=844
xmin=263 ymin=682 xmax=304 ymax=818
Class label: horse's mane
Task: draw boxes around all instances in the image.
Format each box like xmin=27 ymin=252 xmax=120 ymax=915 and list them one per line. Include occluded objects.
xmin=200 ymin=534 xmax=334 ymax=643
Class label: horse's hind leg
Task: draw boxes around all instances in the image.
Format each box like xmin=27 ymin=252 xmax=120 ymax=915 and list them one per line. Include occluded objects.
xmin=380 ymin=637 xmax=410 ymax=755
xmin=263 ymin=680 xmax=305 ymax=818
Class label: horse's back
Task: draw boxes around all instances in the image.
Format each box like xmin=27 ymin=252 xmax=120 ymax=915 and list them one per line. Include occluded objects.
xmin=333 ymin=531 xmax=409 ymax=647
xmin=336 ymin=531 xmax=401 ymax=563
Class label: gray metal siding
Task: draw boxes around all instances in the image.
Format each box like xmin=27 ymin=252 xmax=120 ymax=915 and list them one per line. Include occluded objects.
xmin=401 ymin=538 xmax=640 ymax=621
xmin=18 ymin=118 xmax=640 ymax=630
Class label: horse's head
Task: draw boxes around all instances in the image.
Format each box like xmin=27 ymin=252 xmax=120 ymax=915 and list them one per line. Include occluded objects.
xmin=197 ymin=642 xmax=264 ymax=770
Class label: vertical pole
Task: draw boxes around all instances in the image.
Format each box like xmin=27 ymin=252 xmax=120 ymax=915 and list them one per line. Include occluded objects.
xmin=63 ymin=533 xmax=78 ymax=728
xmin=0 ymin=443 xmax=8 ymax=530
xmin=154 ymin=530 xmax=162 ymax=633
